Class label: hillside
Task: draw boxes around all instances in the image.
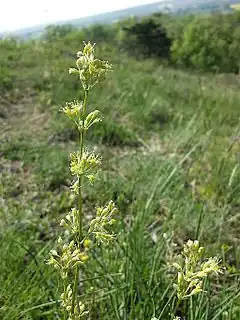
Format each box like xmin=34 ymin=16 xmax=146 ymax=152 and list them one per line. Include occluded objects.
xmin=1 ymin=1 xmax=170 ymax=38
xmin=1 ymin=0 xmax=238 ymax=38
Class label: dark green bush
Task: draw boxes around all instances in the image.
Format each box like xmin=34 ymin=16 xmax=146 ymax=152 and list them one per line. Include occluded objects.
xmin=121 ymin=16 xmax=172 ymax=59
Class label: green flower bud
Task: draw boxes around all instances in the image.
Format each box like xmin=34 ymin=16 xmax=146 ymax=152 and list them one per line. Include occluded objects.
xmin=69 ymin=67 xmax=79 ymax=75
xmin=84 ymin=110 xmax=103 ymax=130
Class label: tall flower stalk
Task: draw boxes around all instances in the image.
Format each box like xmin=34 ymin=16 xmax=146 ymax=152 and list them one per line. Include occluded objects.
xmin=47 ymin=42 xmax=116 ymax=319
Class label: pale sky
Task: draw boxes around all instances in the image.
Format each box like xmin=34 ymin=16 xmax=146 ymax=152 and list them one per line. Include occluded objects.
xmin=0 ymin=0 xmax=161 ymax=32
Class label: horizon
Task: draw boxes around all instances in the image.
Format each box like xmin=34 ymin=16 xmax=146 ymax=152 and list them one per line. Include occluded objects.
xmin=0 ymin=0 xmax=164 ymax=33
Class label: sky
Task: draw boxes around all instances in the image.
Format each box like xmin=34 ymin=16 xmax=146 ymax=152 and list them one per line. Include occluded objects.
xmin=0 ymin=0 xmax=161 ymax=32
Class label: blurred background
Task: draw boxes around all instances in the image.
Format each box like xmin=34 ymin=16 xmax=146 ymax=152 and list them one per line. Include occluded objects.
xmin=0 ymin=1 xmax=240 ymax=319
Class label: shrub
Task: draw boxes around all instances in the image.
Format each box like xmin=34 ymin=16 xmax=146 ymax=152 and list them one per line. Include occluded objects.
xmin=121 ymin=16 xmax=172 ymax=59
xmin=44 ymin=24 xmax=77 ymax=41
xmin=171 ymin=12 xmax=240 ymax=73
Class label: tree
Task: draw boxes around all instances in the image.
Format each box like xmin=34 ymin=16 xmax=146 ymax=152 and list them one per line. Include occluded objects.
xmin=44 ymin=24 xmax=76 ymax=41
xmin=171 ymin=12 xmax=240 ymax=73
xmin=122 ymin=17 xmax=172 ymax=59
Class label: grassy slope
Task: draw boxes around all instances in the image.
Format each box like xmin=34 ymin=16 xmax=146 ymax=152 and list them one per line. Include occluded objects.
xmin=0 ymin=37 xmax=240 ymax=319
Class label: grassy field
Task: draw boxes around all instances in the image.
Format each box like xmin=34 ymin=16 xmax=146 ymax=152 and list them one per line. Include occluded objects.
xmin=0 ymin=35 xmax=240 ymax=319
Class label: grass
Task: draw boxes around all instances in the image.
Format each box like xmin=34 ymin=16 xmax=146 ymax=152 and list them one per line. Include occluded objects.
xmin=0 ymin=34 xmax=240 ymax=319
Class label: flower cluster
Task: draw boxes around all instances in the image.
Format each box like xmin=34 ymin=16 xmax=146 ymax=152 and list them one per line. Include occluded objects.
xmin=61 ymin=285 xmax=89 ymax=319
xmin=69 ymin=41 xmax=112 ymax=90
xmin=47 ymin=237 xmax=88 ymax=279
xmin=61 ymin=100 xmax=84 ymax=123
xmin=70 ymin=149 xmax=101 ymax=177
xmin=173 ymin=240 xmax=222 ymax=300
xmin=60 ymin=208 xmax=79 ymax=235
xmin=89 ymin=200 xmax=117 ymax=244
xmin=70 ymin=149 xmax=101 ymax=187
xmin=61 ymin=101 xmax=102 ymax=132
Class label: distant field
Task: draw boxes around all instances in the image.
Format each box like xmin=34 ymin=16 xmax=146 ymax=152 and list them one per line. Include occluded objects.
xmin=230 ymin=3 xmax=240 ymax=10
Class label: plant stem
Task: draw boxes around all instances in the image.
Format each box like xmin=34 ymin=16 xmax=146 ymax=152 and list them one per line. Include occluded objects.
xmin=172 ymin=297 xmax=181 ymax=320
xmin=78 ymin=89 xmax=88 ymax=242
xmin=71 ymin=265 xmax=80 ymax=314
xmin=63 ymin=279 xmax=67 ymax=320
xmin=72 ymin=89 xmax=89 ymax=315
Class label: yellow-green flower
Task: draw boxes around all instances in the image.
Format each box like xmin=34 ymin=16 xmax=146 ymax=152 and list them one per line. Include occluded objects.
xmin=69 ymin=41 xmax=112 ymax=90
xmin=173 ymin=240 xmax=222 ymax=300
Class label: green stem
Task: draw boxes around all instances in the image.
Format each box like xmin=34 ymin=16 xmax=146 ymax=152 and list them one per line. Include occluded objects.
xmin=78 ymin=89 xmax=88 ymax=241
xmin=71 ymin=265 xmax=80 ymax=315
xmin=63 ymin=279 xmax=67 ymax=320
xmin=172 ymin=297 xmax=181 ymax=319
xmin=72 ymin=89 xmax=89 ymax=315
